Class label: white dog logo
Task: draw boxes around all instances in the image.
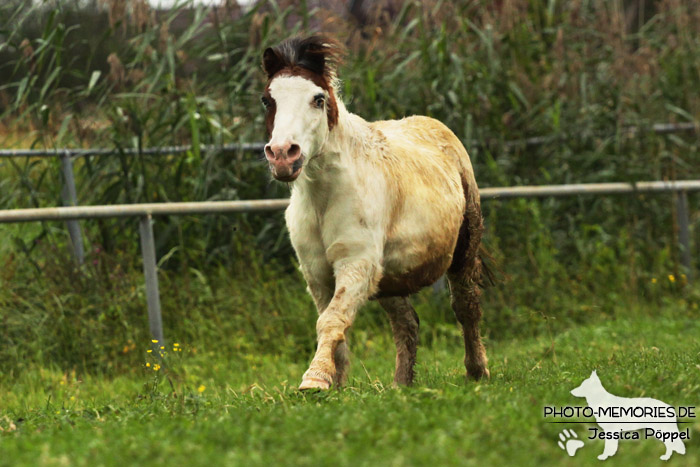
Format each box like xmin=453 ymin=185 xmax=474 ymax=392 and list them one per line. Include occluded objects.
xmin=571 ymin=370 xmax=687 ymax=461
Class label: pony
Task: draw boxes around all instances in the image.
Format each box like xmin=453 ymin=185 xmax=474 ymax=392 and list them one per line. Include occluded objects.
xmin=261 ymin=35 xmax=489 ymax=390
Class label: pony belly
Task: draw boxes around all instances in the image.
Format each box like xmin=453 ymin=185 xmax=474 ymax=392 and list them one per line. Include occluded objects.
xmin=376 ymin=226 xmax=458 ymax=297
xmin=375 ymin=196 xmax=463 ymax=297
xmin=375 ymin=253 xmax=453 ymax=297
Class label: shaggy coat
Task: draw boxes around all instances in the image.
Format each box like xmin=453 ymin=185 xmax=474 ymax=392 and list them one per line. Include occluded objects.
xmin=262 ymin=36 xmax=488 ymax=389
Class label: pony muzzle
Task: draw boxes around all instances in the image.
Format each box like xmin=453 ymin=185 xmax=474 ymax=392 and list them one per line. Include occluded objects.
xmin=269 ymin=154 xmax=304 ymax=182
xmin=265 ymin=141 xmax=304 ymax=181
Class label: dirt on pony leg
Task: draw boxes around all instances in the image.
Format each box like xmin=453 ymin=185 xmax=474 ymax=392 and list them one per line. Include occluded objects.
xmin=378 ymin=296 xmax=420 ymax=386
xmin=447 ymin=265 xmax=489 ymax=381
xmin=299 ymin=259 xmax=380 ymax=390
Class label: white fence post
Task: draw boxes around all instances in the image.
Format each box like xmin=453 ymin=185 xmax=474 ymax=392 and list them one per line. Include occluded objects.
xmin=432 ymin=276 xmax=446 ymax=294
xmin=139 ymin=214 xmax=164 ymax=343
xmin=677 ymin=190 xmax=693 ymax=280
xmin=60 ymin=151 xmax=84 ymax=264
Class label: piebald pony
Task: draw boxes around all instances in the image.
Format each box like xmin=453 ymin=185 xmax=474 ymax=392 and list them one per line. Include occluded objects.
xmin=261 ymin=35 xmax=489 ymax=390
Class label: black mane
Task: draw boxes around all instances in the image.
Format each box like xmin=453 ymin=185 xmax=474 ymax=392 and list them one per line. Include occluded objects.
xmin=262 ymin=35 xmax=343 ymax=80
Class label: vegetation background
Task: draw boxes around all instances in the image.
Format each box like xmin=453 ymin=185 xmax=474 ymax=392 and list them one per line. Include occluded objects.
xmin=0 ymin=1 xmax=698 ymax=463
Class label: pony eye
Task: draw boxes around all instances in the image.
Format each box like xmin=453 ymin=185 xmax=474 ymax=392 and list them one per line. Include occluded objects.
xmin=261 ymin=96 xmax=271 ymax=108
xmin=313 ymin=94 xmax=325 ymax=108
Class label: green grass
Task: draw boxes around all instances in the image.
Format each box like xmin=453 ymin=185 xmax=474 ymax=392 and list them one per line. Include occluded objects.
xmin=0 ymin=2 xmax=698 ymax=465
xmin=2 ymin=305 xmax=699 ymax=466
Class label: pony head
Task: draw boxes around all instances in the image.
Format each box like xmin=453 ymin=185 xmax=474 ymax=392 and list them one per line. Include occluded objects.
xmin=261 ymin=35 xmax=344 ymax=182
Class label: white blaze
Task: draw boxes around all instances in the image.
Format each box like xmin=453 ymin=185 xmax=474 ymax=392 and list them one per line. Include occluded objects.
xmin=268 ymin=75 xmax=329 ymax=160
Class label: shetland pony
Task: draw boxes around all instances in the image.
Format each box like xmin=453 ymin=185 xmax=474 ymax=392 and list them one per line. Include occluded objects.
xmin=261 ymin=35 xmax=489 ymax=389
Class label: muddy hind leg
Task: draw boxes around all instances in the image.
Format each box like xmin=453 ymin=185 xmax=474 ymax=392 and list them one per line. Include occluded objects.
xmin=447 ymin=260 xmax=489 ymax=381
xmin=378 ymin=297 xmax=419 ymax=386
xmin=333 ymin=341 xmax=350 ymax=386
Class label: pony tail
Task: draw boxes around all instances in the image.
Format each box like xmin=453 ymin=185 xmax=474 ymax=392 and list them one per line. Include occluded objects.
xmin=477 ymin=245 xmax=500 ymax=288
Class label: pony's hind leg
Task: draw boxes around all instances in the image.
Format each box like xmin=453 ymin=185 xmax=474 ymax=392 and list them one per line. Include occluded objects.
xmin=333 ymin=341 xmax=350 ymax=386
xmin=447 ymin=261 xmax=489 ymax=381
xmin=378 ymin=296 xmax=420 ymax=386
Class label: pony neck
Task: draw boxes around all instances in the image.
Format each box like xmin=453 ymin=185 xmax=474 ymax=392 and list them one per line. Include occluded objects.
xmin=321 ymin=99 xmax=373 ymax=156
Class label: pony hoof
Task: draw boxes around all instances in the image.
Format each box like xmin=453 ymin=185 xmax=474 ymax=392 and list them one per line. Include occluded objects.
xmin=467 ymin=367 xmax=490 ymax=381
xmin=299 ymin=377 xmax=332 ymax=391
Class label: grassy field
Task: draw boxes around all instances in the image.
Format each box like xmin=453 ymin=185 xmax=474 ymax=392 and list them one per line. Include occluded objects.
xmin=1 ymin=301 xmax=698 ymax=466
xmin=1 ymin=1 xmax=698 ymax=465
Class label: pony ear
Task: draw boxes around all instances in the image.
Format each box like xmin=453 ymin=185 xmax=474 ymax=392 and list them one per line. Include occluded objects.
xmin=591 ymin=370 xmax=598 ymax=379
xmin=298 ymin=36 xmax=343 ymax=79
xmin=297 ymin=43 xmax=327 ymax=77
xmin=262 ymin=47 xmax=285 ymax=79
xmin=263 ymin=36 xmax=344 ymax=81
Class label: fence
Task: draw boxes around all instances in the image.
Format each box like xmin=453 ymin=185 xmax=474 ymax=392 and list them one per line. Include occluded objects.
xmin=0 ymin=180 xmax=697 ymax=343
xmin=0 ymin=122 xmax=697 ymax=342
xmin=0 ymin=143 xmax=265 ymax=265
xmin=1 ymin=121 xmax=696 ymax=265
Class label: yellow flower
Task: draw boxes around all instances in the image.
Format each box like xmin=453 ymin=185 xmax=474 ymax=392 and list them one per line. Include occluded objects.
xmin=651 ymin=278 xmax=657 ymax=284
xmin=174 ymin=343 xmax=180 ymax=347
xmin=160 ymin=346 xmax=165 ymax=350
xmin=668 ymin=274 xmax=675 ymax=283
xmin=70 ymin=396 xmax=75 ymax=401
xmin=153 ymin=364 xmax=161 ymax=371
xmin=146 ymin=363 xmax=151 ymax=367
xmin=151 ymin=339 xmax=159 ymax=343
xmin=146 ymin=349 xmax=152 ymax=353
xmin=197 ymin=385 xmax=206 ymax=393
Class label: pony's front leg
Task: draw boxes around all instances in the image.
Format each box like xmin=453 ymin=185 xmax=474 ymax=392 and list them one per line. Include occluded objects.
xmin=303 ymin=273 xmax=350 ymax=387
xmin=299 ymin=257 xmax=381 ymax=390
